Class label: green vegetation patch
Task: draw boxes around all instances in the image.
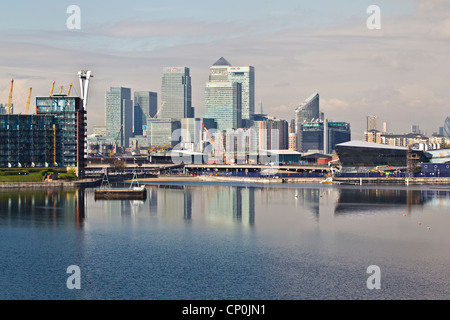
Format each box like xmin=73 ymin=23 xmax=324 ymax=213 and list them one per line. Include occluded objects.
xmin=0 ymin=168 xmax=75 ymax=182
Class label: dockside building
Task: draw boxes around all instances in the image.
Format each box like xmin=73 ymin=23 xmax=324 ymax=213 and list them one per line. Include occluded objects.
xmin=0 ymin=95 xmax=87 ymax=176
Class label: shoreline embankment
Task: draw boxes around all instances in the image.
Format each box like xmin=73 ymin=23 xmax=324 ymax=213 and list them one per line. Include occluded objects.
xmin=1 ymin=175 xmax=450 ymax=189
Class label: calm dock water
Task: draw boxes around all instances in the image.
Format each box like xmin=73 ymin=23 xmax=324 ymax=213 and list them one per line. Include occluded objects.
xmin=0 ymin=183 xmax=449 ymax=300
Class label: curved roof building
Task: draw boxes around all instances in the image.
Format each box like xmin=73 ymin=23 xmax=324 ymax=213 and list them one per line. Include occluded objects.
xmin=335 ymin=140 xmax=429 ymax=169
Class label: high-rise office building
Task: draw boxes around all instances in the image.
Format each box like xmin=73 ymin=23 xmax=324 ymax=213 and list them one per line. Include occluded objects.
xmin=444 ymin=117 xmax=450 ymax=138
xmin=326 ymin=121 xmax=351 ymax=154
xmin=134 ymin=91 xmax=157 ymax=136
xmin=147 ymin=118 xmax=181 ymax=147
xmin=208 ymin=57 xmax=255 ymax=122
xmin=209 ymin=57 xmax=231 ymax=82
xmin=295 ymin=93 xmax=320 ymax=132
xmin=411 ymin=124 xmax=421 ymax=134
xmin=160 ymin=67 xmax=193 ymax=119
xmin=205 ymin=82 xmax=242 ymax=131
xmin=105 ymin=87 xmax=133 ymax=148
xmin=298 ymin=120 xmax=350 ymax=153
xmin=367 ymin=115 xmax=380 ymax=132
xmin=299 ymin=122 xmax=324 ymax=153
xmin=228 ymin=66 xmax=255 ymax=121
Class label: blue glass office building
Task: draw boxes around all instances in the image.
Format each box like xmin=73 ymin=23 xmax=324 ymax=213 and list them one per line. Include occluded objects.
xmin=105 ymin=87 xmax=133 ymax=148
xmin=160 ymin=67 xmax=193 ymax=119
xmin=0 ymin=95 xmax=87 ymax=175
xmin=205 ymin=82 xmax=242 ymax=131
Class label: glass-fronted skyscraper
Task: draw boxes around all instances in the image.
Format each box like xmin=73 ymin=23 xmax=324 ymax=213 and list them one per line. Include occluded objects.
xmin=105 ymin=87 xmax=133 ymax=148
xmin=160 ymin=67 xmax=193 ymax=119
xmin=299 ymin=122 xmax=324 ymax=153
xmin=0 ymin=95 xmax=87 ymax=175
xmin=444 ymin=117 xmax=450 ymax=138
xmin=297 ymin=120 xmax=351 ymax=153
xmin=295 ymin=93 xmax=320 ymax=132
xmin=326 ymin=121 xmax=351 ymax=154
xmin=208 ymin=57 xmax=255 ymax=123
xmin=205 ymin=82 xmax=242 ymax=131
xmin=147 ymin=118 xmax=181 ymax=147
xmin=228 ymin=66 xmax=255 ymax=121
xmin=134 ymin=91 xmax=157 ymax=136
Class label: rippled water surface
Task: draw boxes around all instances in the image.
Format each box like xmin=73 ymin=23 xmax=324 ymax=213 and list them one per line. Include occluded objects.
xmin=0 ymin=183 xmax=449 ymax=300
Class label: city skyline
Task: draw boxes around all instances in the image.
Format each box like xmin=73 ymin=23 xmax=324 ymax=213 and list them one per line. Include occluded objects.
xmin=0 ymin=1 xmax=449 ymax=140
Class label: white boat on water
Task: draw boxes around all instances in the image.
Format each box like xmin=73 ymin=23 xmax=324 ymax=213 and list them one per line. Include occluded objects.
xmin=320 ymin=177 xmax=333 ymax=184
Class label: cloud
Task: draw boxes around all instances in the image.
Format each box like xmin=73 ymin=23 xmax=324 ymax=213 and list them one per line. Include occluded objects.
xmin=94 ymin=18 xmax=251 ymax=40
xmin=321 ymin=98 xmax=350 ymax=112
xmin=429 ymin=19 xmax=450 ymax=39
xmin=397 ymin=84 xmax=447 ymax=109
xmin=1 ymin=0 xmax=450 ymax=138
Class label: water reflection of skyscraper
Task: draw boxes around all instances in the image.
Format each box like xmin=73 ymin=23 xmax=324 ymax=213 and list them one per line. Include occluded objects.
xmin=158 ymin=185 xmax=192 ymax=220
xmin=152 ymin=185 xmax=256 ymax=226
xmin=201 ymin=186 xmax=255 ymax=227
xmin=0 ymin=189 xmax=86 ymax=229
xmin=294 ymin=188 xmax=320 ymax=219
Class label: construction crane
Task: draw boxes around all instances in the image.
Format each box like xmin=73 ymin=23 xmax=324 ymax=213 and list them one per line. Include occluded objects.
xmin=49 ymin=81 xmax=55 ymax=96
xmin=202 ymin=122 xmax=215 ymax=145
xmin=201 ymin=122 xmax=226 ymax=163
xmin=110 ymin=124 xmax=123 ymax=156
xmin=25 ymin=87 xmax=32 ymax=115
xmin=6 ymin=78 xmax=13 ymax=114
xmin=67 ymin=83 xmax=73 ymax=96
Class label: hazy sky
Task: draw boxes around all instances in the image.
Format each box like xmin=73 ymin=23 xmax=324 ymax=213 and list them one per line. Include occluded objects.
xmin=0 ymin=0 xmax=449 ymax=139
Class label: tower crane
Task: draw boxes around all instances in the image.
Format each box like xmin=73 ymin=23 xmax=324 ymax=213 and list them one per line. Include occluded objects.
xmin=110 ymin=124 xmax=124 ymax=156
xmin=25 ymin=87 xmax=32 ymax=115
xmin=202 ymin=122 xmax=226 ymax=163
xmin=6 ymin=78 xmax=13 ymax=114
